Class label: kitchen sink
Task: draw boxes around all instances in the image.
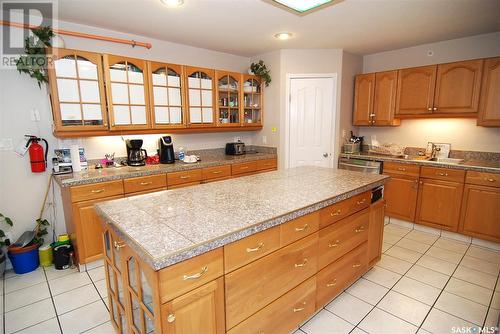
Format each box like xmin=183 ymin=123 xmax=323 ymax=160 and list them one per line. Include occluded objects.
xmin=428 ymin=157 xmax=464 ymax=164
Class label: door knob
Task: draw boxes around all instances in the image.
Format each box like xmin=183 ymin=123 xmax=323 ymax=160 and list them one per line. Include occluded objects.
xmin=323 ymin=153 xmax=329 ymax=158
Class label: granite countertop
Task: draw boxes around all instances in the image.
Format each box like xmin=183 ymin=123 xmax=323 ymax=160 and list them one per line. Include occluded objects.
xmin=339 ymin=152 xmax=500 ymax=174
xmin=95 ymin=167 xmax=388 ymax=271
xmin=54 ymin=151 xmax=276 ymax=187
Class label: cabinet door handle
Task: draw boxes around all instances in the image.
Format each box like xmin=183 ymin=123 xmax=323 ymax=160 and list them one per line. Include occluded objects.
xmin=433 ymin=107 xmax=438 ymax=111
xmin=113 ymin=241 xmax=125 ymax=250
xmin=330 ymin=209 xmax=342 ymax=217
xmin=91 ymin=189 xmax=105 ymax=194
xmin=293 ymin=302 xmax=307 ymax=312
xmin=397 ymin=167 xmax=406 ymax=171
xmin=212 ymin=171 xmax=222 ymax=174
xmin=356 ymin=199 xmax=366 ymax=205
xmin=294 ymin=224 xmax=309 ymax=232
xmin=369 ymin=113 xmax=376 ymax=117
xmin=180 ymin=175 xmax=191 ymax=179
xmin=486 ymin=178 xmax=496 ymax=182
xmin=326 ymin=279 xmax=337 ymax=287
xmin=294 ymin=259 xmax=308 ymax=268
xmin=413 ymin=179 xmax=419 ymax=189
xmin=167 ymin=314 xmax=176 ymax=323
xmin=352 ymin=263 xmax=362 ymax=268
xmin=140 ymin=182 xmax=152 ymax=186
xmin=355 ymin=226 xmax=366 ymax=233
xmin=246 ymin=242 xmax=264 ymax=253
xmin=436 ymin=172 xmax=448 ymax=177
xmin=328 ymin=240 xmax=341 ymax=248
xmin=427 ymin=107 xmax=432 ymax=111
xmin=240 ymin=166 xmax=249 ymax=170
xmin=183 ymin=266 xmax=208 ymax=280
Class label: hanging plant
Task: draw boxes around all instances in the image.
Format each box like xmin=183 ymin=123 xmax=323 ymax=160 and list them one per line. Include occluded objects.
xmin=16 ymin=26 xmax=54 ymax=88
xmin=250 ymin=60 xmax=272 ymax=87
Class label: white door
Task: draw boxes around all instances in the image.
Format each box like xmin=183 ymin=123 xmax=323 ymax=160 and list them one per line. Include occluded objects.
xmin=288 ymin=76 xmax=336 ymax=168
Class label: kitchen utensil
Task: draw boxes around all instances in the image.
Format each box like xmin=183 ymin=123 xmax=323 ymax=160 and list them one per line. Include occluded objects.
xmin=126 ymin=140 xmax=147 ymax=166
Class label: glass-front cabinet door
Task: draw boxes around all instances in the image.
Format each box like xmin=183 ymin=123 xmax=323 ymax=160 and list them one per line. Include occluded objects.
xmin=242 ymin=75 xmax=263 ymax=126
xmin=184 ymin=66 xmax=215 ymax=126
xmin=48 ymin=48 xmax=108 ymax=132
xmin=148 ymin=62 xmax=185 ymax=128
xmin=215 ymin=71 xmax=241 ymax=126
xmin=104 ymin=55 xmax=151 ymax=130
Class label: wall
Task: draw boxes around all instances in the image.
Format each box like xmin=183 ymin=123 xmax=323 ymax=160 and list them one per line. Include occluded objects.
xmin=359 ymin=32 xmax=500 ymax=152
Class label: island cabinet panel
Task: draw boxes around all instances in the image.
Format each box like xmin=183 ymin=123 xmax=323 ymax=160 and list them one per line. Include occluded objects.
xmin=383 ymin=172 xmax=419 ymax=222
xmin=159 ymin=248 xmax=223 ymax=303
xmin=202 ymin=165 xmax=232 ymax=182
xmin=224 ymin=233 xmax=318 ymax=329
xmin=319 ymin=191 xmax=371 ymax=229
xmin=396 ymin=65 xmax=437 ymax=116
xmin=227 ymin=277 xmax=316 ymax=334
xmin=166 ymin=169 xmax=202 ymax=188
xmin=280 ymin=211 xmax=320 ymax=247
xmin=123 ymin=174 xmax=167 ymax=194
xmin=316 ymin=242 xmax=368 ymax=308
xmin=459 ymin=184 xmax=500 ymax=243
xmin=368 ymin=199 xmax=385 ymax=266
xmin=478 ymin=57 xmax=500 ymax=126
xmin=161 ymin=278 xmax=225 ymax=334
xmin=318 ymin=208 xmax=369 ymax=270
xmin=224 ymin=226 xmax=280 ymax=274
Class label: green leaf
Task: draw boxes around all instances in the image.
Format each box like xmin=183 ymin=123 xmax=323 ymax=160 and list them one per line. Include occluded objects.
xmin=5 ymin=217 xmax=13 ymax=226
xmin=0 ymin=230 xmax=5 ymax=238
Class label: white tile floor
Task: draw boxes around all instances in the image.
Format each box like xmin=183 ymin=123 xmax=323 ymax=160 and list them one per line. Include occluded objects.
xmin=2 ymin=222 xmax=500 ymax=334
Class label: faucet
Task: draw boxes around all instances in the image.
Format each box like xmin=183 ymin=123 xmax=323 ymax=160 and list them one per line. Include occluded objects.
xmin=431 ymin=146 xmax=441 ymax=159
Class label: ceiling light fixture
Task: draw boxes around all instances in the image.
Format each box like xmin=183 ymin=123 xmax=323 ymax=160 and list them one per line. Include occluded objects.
xmin=272 ymin=0 xmax=333 ymax=13
xmin=160 ymin=0 xmax=184 ymax=7
xmin=274 ymin=32 xmax=293 ymax=40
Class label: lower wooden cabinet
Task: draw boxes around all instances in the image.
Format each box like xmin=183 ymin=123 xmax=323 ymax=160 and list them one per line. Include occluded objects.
xmin=384 ymin=172 xmax=419 ymax=221
xmin=416 ymin=178 xmax=464 ymax=231
xmin=368 ymin=199 xmax=385 ymax=266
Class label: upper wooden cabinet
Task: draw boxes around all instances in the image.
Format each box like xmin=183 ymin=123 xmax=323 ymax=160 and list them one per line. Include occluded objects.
xmin=103 ymin=55 xmax=151 ymax=130
xmin=353 ymin=73 xmax=375 ymax=126
xmin=434 ymin=59 xmax=483 ymax=114
xmin=185 ymin=66 xmax=215 ymax=126
xmin=478 ymin=57 xmax=500 ymax=126
xmin=396 ymin=65 xmax=437 ymax=116
xmin=48 ymin=48 xmax=108 ymax=132
xmin=149 ymin=61 xmax=185 ymax=129
xmin=242 ymin=75 xmax=263 ymax=126
xmin=215 ymin=70 xmax=241 ymax=126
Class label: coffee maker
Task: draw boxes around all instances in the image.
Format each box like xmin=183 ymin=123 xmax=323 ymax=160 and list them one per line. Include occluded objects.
xmin=126 ymin=139 xmax=148 ymax=166
xmin=159 ymin=136 xmax=175 ymax=164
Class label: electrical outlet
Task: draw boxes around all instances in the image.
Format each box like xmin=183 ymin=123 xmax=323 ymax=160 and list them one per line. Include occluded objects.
xmin=30 ymin=108 xmax=41 ymax=122
xmin=262 ymin=136 xmax=267 ymax=144
xmin=234 ymin=136 xmax=242 ymax=142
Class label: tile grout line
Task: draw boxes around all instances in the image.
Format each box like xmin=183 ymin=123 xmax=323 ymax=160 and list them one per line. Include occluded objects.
xmin=481 ymin=269 xmax=500 ymax=329
xmin=43 ymin=268 xmax=64 ymax=334
xmin=85 ymin=269 xmax=110 ymax=312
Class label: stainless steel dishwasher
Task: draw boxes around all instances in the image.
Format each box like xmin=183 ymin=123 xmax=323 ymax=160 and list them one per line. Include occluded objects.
xmin=338 ymin=157 xmax=383 ymax=174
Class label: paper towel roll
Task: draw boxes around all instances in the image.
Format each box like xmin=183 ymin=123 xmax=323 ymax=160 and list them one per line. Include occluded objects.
xmin=70 ymin=145 xmax=81 ymax=172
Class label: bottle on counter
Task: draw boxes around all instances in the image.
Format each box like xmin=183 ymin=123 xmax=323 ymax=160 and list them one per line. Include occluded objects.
xmin=178 ymin=147 xmax=185 ymax=161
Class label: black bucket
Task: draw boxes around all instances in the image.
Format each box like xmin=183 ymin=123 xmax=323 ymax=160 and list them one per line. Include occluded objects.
xmin=53 ymin=244 xmax=72 ymax=270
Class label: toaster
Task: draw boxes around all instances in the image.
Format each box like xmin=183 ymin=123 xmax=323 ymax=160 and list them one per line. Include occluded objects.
xmin=225 ymin=142 xmax=245 ymax=155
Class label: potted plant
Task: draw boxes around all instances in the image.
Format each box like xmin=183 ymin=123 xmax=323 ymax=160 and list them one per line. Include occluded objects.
xmin=0 ymin=213 xmax=14 ymax=277
xmin=249 ymin=60 xmax=272 ymax=87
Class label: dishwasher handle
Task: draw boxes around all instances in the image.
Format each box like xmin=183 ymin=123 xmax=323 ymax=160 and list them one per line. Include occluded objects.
xmin=338 ymin=162 xmax=380 ymax=169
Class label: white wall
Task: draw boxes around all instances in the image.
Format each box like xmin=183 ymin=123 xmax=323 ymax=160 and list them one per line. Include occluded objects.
xmin=360 ymin=32 xmax=500 ymax=152
xmin=340 ymin=51 xmax=363 ymax=148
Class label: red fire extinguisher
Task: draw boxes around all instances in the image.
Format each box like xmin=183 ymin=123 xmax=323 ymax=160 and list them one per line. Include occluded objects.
xmin=26 ymin=135 xmax=49 ymax=173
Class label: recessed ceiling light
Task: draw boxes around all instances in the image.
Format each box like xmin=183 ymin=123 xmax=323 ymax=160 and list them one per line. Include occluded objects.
xmin=274 ymin=32 xmax=293 ymax=40
xmin=161 ymin=0 xmax=184 ymax=7
xmin=273 ymin=0 xmax=333 ymax=13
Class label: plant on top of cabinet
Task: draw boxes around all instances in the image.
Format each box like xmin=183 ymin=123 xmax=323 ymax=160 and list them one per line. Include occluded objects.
xmin=242 ymin=75 xmax=263 ymax=126
xmin=478 ymin=57 xmax=500 ymax=126
xmin=48 ymin=48 xmax=109 ymax=132
xmin=216 ymin=71 xmax=241 ymax=126
xmin=148 ymin=61 xmax=185 ymax=128
xmin=103 ymin=55 xmax=151 ymax=130
xmin=185 ymin=66 xmax=215 ymax=126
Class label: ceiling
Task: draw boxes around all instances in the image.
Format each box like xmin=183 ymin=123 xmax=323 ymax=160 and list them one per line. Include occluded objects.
xmin=57 ymin=0 xmax=500 ymax=57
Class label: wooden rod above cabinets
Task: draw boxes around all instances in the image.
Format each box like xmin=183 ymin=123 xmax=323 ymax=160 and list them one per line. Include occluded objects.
xmin=0 ymin=20 xmax=152 ymax=49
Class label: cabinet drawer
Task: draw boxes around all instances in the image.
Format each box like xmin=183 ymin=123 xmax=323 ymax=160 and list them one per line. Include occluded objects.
xmin=318 ymin=208 xmax=369 ymax=269
xmin=224 ymin=226 xmax=280 ymax=274
xmin=256 ymin=158 xmax=277 ymax=171
xmin=319 ymin=191 xmax=370 ymax=229
xmin=202 ymin=165 xmax=232 ymax=181
xmin=159 ymin=248 xmax=223 ymax=303
xmin=231 ymin=161 xmax=258 ymax=175
xmin=466 ymin=171 xmax=500 ymax=188
xmin=316 ymin=242 xmax=368 ymax=308
xmin=280 ymin=212 xmax=320 ymax=247
xmin=383 ymin=162 xmax=420 ymax=176
xmin=225 ymin=233 xmax=318 ymax=329
xmin=167 ymin=169 xmax=202 ymax=187
xmin=227 ymin=277 xmax=316 ymax=334
xmin=421 ymin=166 xmax=465 ymax=183
xmin=70 ymin=180 xmax=124 ymax=202
xmin=123 ymin=174 xmax=167 ymax=194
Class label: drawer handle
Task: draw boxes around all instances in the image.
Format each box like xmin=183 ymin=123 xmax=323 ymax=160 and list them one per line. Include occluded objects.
xmin=212 ymin=171 xmax=223 ymax=174
xmin=91 ymin=189 xmax=105 ymax=194
xmin=183 ymin=266 xmax=208 ymax=280
xmin=240 ymin=166 xmax=249 ymax=170
xmin=397 ymin=167 xmax=406 ymax=171
xmin=113 ymin=241 xmax=125 ymax=250
xmin=328 ymin=240 xmax=341 ymax=248
xmin=330 ymin=209 xmax=341 ymax=217
xmin=246 ymin=242 xmax=264 ymax=253
xmin=356 ymin=199 xmax=366 ymax=205
xmin=294 ymin=259 xmax=308 ymax=268
xmin=180 ymin=175 xmax=191 ymax=179
xmin=436 ymin=172 xmax=448 ymax=177
xmin=294 ymin=224 xmax=309 ymax=232
xmin=140 ymin=182 xmax=152 ymax=186
xmin=352 ymin=263 xmax=362 ymax=268
xmin=486 ymin=178 xmax=496 ymax=182
xmin=293 ymin=302 xmax=307 ymax=313
xmin=326 ymin=279 xmax=337 ymax=287
xmin=167 ymin=314 xmax=176 ymax=323
xmin=355 ymin=226 xmax=366 ymax=233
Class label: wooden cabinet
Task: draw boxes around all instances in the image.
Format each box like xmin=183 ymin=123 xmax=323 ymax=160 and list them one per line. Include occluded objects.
xmin=123 ymin=174 xmax=167 ymax=194
xmin=396 ymin=65 xmax=437 ymax=115
xmin=434 ymin=59 xmax=483 ymax=114
xmin=319 ymin=191 xmax=371 ymax=229
xmin=368 ymin=199 xmax=385 ymax=266
xmin=202 ymin=165 xmax=232 ymax=182
xmin=478 ymin=57 xmax=500 ymax=126
xmin=103 ymin=55 xmax=151 ymax=130
xmin=373 ymin=71 xmax=400 ymax=126
xmin=149 ymin=61 xmax=185 ymax=129
xmin=231 ymin=161 xmax=258 ymax=176
xmin=166 ymin=169 xmax=202 ymax=188
xmin=383 ymin=163 xmax=419 ymax=222
xmin=353 ymin=73 xmax=375 ymax=126
xmin=242 ymin=75 xmax=263 ymax=126
xmin=185 ymin=66 xmax=215 ymax=126
xmin=48 ymin=48 xmax=108 ymax=133
xmin=216 ymin=71 xmax=241 ymax=126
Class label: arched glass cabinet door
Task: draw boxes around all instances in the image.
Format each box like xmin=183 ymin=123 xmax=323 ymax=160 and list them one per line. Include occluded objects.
xmin=216 ymin=71 xmax=241 ymax=126
xmin=149 ymin=61 xmax=184 ymax=128
xmin=242 ymin=75 xmax=263 ymax=126
xmin=104 ymin=54 xmax=151 ymax=130
xmin=185 ymin=66 xmax=215 ymax=126
xmin=48 ymin=48 xmax=108 ymax=132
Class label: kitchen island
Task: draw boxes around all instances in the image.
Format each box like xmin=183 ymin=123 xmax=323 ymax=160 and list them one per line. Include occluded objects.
xmin=95 ymin=167 xmax=389 ymax=334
